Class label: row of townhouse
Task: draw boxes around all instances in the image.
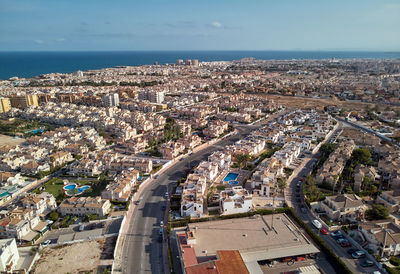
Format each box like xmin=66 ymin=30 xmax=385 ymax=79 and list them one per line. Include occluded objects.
xmin=203 ymin=120 xmax=229 ymax=138
xmin=58 ymin=196 xmax=111 ymax=217
xmin=0 ymin=126 xmax=105 ymax=177
xmin=316 ymin=139 xmax=355 ymax=187
xmin=68 ymin=158 xmax=103 ymax=177
xmin=159 ymin=134 xmax=202 ymax=160
xmin=180 ymin=151 xmax=232 ymax=218
xmin=97 ymin=152 xmax=153 ymax=174
xmin=0 ymin=192 xmax=56 ymax=241
xmin=378 ymin=150 xmax=400 ymax=188
xmin=175 ymin=105 xmax=211 ymax=118
xmin=251 ymin=141 xmax=302 ymax=197
xmin=215 ymin=111 xmax=252 ymax=123
xmin=101 ymin=169 xmax=139 ymax=202
xmin=12 ymin=102 xmax=166 ymax=142
xmin=353 ymin=164 xmax=378 ymax=193
xmin=226 ymin=137 xmax=265 ymax=157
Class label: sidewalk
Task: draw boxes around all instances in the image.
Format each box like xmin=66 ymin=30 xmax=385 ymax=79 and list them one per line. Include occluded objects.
xmin=112 ymin=128 xmax=239 ymax=273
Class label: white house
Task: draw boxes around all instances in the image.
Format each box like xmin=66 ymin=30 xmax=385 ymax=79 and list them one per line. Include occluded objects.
xmin=0 ymin=238 xmax=19 ymax=272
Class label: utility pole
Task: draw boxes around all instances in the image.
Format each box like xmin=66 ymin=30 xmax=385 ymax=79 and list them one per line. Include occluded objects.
xmin=271 ymin=192 xmax=275 ymax=229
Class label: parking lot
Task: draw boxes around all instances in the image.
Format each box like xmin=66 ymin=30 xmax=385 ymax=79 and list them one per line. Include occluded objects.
xmin=258 ymin=254 xmax=334 ymax=274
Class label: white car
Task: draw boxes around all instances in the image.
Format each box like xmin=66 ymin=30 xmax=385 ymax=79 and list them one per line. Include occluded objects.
xmin=312 ymin=219 xmax=322 ymax=229
xmin=160 ymin=221 xmax=164 ymax=227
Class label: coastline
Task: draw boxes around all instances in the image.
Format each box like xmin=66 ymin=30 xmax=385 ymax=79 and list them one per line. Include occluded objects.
xmin=1 ymin=50 xmax=400 ymax=80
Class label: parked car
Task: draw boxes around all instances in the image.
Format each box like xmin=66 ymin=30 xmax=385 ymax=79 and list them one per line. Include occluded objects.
xmin=330 ymin=230 xmax=343 ymax=238
xmin=165 ymin=192 xmax=169 ymax=198
xmin=339 ymin=241 xmax=352 ymax=248
xmin=42 ymin=240 xmax=51 ymax=246
xmin=347 ymin=248 xmax=358 ymax=255
xmin=160 ymin=221 xmax=164 ymax=227
xmin=281 ymin=257 xmax=294 ymax=264
xmin=360 ymin=260 xmax=374 ymax=267
xmin=319 ymin=228 xmax=328 ymax=235
xmin=351 ymin=250 xmax=366 ymax=259
xmin=312 ymin=220 xmax=322 ymax=229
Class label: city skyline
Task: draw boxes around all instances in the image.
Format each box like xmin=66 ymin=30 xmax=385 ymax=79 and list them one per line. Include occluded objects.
xmin=1 ymin=0 xmax=400 ymax=51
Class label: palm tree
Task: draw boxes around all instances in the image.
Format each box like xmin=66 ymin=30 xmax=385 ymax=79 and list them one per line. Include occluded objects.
xmin=236 ymin=153 xmax=250 ymax=169
xmin=277 ymin=177 xmax=287 ymax=193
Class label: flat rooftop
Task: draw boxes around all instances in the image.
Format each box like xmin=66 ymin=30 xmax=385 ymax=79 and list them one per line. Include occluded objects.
xmin=187 ymin=213 xmax=319 ymax=263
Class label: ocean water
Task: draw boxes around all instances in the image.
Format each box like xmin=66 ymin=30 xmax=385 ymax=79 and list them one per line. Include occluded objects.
xmin=0 ymin=50 xmax=400 ymax=80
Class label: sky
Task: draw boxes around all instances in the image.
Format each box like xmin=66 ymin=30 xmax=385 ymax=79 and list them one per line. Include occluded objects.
xmin=0 ymin=0 xmax=399 ymax=51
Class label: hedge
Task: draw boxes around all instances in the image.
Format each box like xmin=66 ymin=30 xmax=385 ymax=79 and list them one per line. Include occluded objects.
xmin=285 ymin=208 xmax=352 ymax=274
xmin=170 ymin=207 xmax=352 ymax=274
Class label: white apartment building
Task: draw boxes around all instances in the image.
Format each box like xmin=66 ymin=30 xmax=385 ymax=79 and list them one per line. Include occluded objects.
xmin=102 ymin=93 xmax=120 ymax=107
xmin=0 ymin=238 xmax=19 ymax=272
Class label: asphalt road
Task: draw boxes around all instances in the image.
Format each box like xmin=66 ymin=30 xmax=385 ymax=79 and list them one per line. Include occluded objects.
xmin=288 ymin=138 xmax=380 ymax=273
xmin=120 ymin=125 xmax=255 ymax=274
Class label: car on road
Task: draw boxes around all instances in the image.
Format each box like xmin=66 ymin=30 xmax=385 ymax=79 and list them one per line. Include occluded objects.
xmin=300 ymin=207 xmax=307 ymax=214
xmin=319 ymin=228 xmax=328 ymax=235
xmin=351 ymin=250 xmax=366 ymax=259
xmin=160 ymin=221 xmax=164 ymax=227
xmin=330 ymin=230 xmax=343 ymax=238
xmin=158 ymin=235 xmax=163 ymax=243
xmin=164 ymin=192 xmax=169 ymax=198
xmin=360 ymin=260 xmax=374 ymax=267
xmin=312 ymin=219 xmax=322 ymax=229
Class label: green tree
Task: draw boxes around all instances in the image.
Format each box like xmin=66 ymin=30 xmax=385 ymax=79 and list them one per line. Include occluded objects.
xmin=366 ymin=204 xmax=389 ymax=220
xmin=49 ymin=211 xmax=59 ymax=221
xmin=277 ymin=178 xmax=287 ymax=193
xmin=352 ymin=148 xmax=372 ymax=165
xmin=235 ymin=153 xmax=251 ymax=169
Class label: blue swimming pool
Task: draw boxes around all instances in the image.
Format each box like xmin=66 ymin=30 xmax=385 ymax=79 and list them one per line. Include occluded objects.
xmin=63 ymin=183 xmax=91 ymax=196
xmin=228 ymin=181 xmax=239 ymax=186
xmin=63 ymin=183 xmax=77 ymax=190
xmin=223 ymin=172 xmax=239 ymax=182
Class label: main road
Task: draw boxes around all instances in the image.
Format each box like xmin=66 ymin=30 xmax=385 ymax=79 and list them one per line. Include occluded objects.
xmin=120 ymin=124 xmax=257 ymax=273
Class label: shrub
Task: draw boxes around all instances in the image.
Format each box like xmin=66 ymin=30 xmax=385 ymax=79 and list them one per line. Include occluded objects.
xmin=390 ymin=256 xmax=400 ymax=266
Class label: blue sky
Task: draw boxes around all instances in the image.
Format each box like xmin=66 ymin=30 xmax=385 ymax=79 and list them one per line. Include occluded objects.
xmin=0 ymin=0 xmax=399 ymax=51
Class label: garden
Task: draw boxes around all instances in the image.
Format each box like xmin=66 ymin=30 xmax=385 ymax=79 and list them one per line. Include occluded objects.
xmin=33 ymin=175 xmax=110 ymax=203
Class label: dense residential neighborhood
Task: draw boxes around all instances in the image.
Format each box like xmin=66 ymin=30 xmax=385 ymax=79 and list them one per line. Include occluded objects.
xmin=0 ymin=58 xmax=399 ymax=273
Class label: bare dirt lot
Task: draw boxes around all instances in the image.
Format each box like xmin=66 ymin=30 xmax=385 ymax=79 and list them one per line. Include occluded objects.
xmin=263 ymin=94 xmax=400 ymax=112
xmin=0 ymin=134 xmax=25 ymax=146
xmin=32 ymin=239 xmax=113 ymax=274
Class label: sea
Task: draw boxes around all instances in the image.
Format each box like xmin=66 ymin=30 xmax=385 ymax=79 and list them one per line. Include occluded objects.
xmin=1 ymin=50 xmax=400 ymax=80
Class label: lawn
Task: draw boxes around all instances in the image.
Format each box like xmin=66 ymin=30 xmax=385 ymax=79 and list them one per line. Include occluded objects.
xmin=34 ymin=176 xmax=110 ymax=202
xmin=0 ymin=118 xmax=55 ymax=137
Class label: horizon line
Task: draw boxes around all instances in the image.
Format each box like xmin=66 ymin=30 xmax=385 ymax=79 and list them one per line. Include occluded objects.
xmin=0 ymin=49 xmax=399 ymax=53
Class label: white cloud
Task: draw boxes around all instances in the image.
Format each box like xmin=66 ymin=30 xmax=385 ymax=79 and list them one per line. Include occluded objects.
xmin=55 ymin=38 xmax=66 ymax=42
xmin=210 ymin=21 xmax=222 ymax=28
xmin=34 ymin=39 xmax=44 ymax=44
